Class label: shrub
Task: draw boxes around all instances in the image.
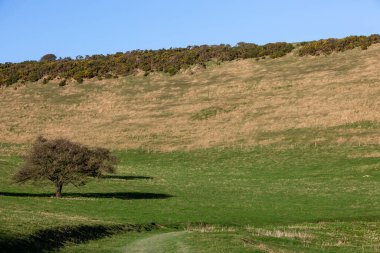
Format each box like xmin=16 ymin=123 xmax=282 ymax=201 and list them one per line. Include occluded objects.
xmin=166 ymin=67 xmax=179 ymax=76
xmin=104 ymin=73 xmax=113 ymax=79
xmin=73 ymin=73 xmax=84 ymax=83
xmin=58 ymin=79 xmax=67 ymax=86
xmin=40 ymin=54 xmax=57 ymax=62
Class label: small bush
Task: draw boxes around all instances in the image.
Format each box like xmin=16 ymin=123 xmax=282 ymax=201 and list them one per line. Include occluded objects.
xmin=73 ymin=73 xmax=84 ymax=83
xmin=191 ymin=106 xmax=225 ymax=121
xmin=58 ymin=79 xmax=67 ymax=87
xmin=167 ymin=67 xmax=179 ymax=76
xmin=5 ymin=74 xmax=19 ymax=86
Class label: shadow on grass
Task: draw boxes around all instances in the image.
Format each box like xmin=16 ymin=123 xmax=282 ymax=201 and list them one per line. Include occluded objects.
xmin=0 ymin=191 xmax=172 ymax=200
xmin=101 ymin=175 xmax=153 ymax=180
xmin=0 ymin=223 xmax=158 ymax=253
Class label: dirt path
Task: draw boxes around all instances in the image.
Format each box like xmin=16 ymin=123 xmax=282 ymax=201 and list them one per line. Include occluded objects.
xmin=125 ymin=231 xmax=190 ymax=253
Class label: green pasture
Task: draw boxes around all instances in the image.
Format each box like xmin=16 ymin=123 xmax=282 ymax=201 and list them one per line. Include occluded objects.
xmin=0 ymin=144 xmax=379 ymax=252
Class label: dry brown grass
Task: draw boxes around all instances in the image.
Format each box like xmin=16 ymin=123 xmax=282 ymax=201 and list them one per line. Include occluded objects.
xmin=0 ymin=207 xmax=106 ymax=227
xmin=247 ymin=227 xmax=314 ymax=240
xmin=1 ymin=45 xmax=379 ymax=150
xmin=243 ymin=221 xmax=380 ymax=252
xmin=185 ymin=223 xmax=236 ymax=233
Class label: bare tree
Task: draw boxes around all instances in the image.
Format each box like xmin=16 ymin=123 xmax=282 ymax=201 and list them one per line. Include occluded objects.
xmin=13 ymin=136 xmax=117 ymax=198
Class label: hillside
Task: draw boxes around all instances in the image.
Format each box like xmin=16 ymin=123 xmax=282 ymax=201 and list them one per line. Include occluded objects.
xmin=1 ymin=40 xmax=380 ymax=252
xmin=1 ymin=44 xmax=379 ymax=151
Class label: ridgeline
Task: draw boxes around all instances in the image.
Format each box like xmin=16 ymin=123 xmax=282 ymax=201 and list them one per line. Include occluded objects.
xmin=1 ymin=34 xmax=379 ymax=87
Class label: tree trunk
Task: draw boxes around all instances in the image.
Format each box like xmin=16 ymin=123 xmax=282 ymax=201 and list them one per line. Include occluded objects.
xmin=55 ymin=183 xmax=63 ymax=198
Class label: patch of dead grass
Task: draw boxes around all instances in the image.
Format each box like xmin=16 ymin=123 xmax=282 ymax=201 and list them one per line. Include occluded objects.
xmin=185 ymin=223 xmax=236 ymax=233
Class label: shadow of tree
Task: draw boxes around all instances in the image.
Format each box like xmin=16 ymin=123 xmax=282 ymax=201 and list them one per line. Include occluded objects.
xmin=0 ymin=191 xmax=173 ymax=200
xmin=101 ymin=175 xmax=153 ymax=180
xmin=0 ymin=223 xmax=158 ymax=253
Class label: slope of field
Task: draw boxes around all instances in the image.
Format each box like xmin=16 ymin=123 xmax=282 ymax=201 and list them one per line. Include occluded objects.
xmin=0 ymin=45 xmax=379 ymax=151
xmin=1 ymin=145 xmax=379 ymax=252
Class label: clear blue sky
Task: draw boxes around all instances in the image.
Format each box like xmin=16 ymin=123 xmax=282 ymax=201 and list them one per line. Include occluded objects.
xmin=1 ymin=0 xmax=380 ymax=63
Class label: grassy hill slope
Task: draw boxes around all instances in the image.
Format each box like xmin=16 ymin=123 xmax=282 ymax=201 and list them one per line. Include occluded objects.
xmin=0 ymin=42 xmax=379 ymax=253
xmin=1 ymin=45 xmax=379 ymax=151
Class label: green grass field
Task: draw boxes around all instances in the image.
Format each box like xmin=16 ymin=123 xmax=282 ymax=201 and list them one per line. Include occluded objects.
xmin=1 ymin=144 xmax=379 ymax=252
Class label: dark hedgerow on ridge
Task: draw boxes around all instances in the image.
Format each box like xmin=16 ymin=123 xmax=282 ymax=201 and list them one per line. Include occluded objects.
xmin=0 ymin=34 xmax=379 ymax=87
xmin=0 ymin=42 xmax=294 ymax=86
xmin=298 ymin=34 xmax=380 ymax=56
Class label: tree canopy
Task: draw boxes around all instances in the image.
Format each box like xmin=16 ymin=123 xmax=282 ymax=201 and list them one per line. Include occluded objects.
xmin=39 ymin=54 xmax=57 ymax=62
xmin=13 ymin=136 xmax=117 ymax=198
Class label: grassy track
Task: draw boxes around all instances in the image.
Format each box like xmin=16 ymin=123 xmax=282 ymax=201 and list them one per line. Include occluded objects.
xmin=0 ymin=144 xmax=379 ymax=252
